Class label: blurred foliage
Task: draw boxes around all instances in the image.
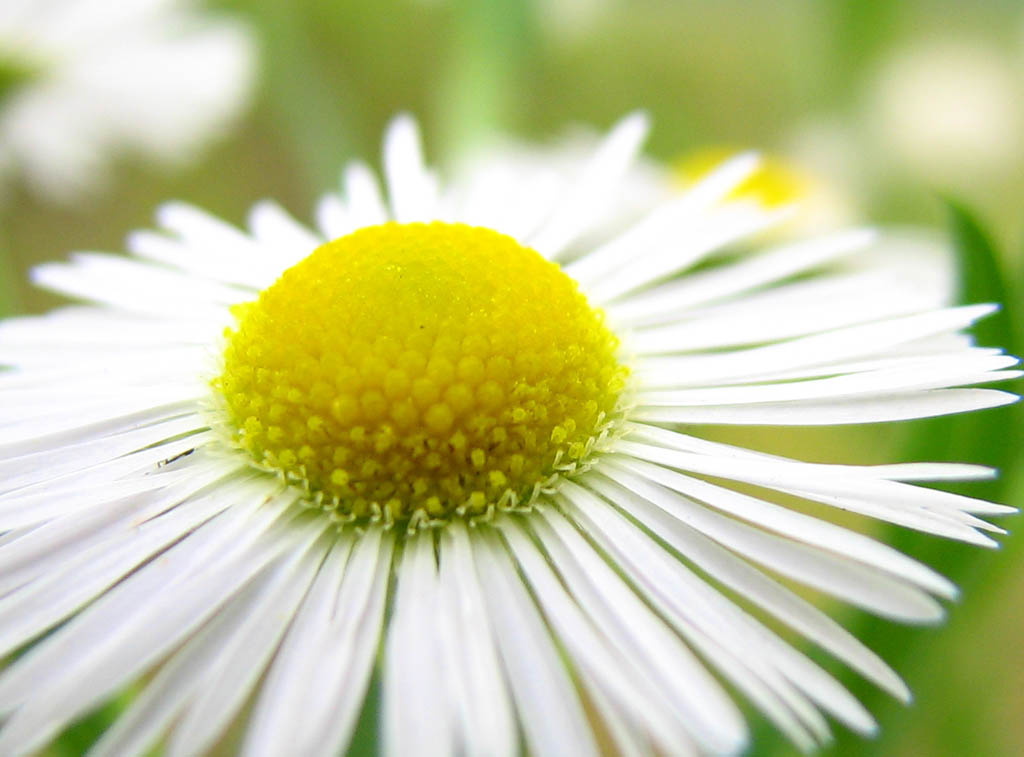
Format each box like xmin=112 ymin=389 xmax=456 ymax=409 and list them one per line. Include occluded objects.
xmin=6 ymin=0 xmax=1022 ymax=755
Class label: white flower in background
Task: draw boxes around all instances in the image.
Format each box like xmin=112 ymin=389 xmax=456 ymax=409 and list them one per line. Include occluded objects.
xmin=0 ymin=115 xmax=1018 ymax=757
xmin=0 ymin=0 xmax=255 ymax=202
xmin=673 ymin=141 xmax=958 ymax=301
xmin=866 ymin=39 xmax=1024 ymax=185
xmin=537 ymin=0 xmax=611 ymax=41
xmin=674 ymin=145 xmax=859 ymax=237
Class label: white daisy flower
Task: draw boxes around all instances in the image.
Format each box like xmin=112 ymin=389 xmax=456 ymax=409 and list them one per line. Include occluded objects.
xmin=0 ymin=114 xmax=1019 ymax=757
xmin=0 ymin=0 xmax=254 ymax=202
xmin=866 ymin=39 xmax=1024 ymax=186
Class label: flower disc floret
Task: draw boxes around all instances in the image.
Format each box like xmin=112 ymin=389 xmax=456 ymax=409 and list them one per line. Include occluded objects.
xmin=215 ymin=222 xmax=628 ymax=524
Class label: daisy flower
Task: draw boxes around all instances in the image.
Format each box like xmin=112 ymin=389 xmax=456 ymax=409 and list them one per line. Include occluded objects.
xmin=0 ymin=0 xmax=254 ymax=202
xmin=866 ymin=39 xmax=1024 ymax=186
xmin=674 ymin=146 xmax=857 ymax=236
xmin=0 ymin=114 xmax=1019 ymax=757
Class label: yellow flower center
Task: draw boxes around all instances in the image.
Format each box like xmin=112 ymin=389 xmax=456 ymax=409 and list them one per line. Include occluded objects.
xmin=675 ymin=147 xmax=811 ymax=208
xmin=214 ymin=222 xmax=628 ymax=526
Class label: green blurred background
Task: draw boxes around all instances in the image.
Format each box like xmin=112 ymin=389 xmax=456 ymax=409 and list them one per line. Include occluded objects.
xmin=3 ymin=0 xmax=1022 ymax=755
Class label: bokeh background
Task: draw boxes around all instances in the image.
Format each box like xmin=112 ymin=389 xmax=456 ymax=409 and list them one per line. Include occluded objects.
xmin=2 ymin=1 xmax=1022 ymax=755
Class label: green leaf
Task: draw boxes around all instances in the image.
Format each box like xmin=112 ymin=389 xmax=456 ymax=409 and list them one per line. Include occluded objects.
xmin=947 ymin=199 xmax=1020 ymax=355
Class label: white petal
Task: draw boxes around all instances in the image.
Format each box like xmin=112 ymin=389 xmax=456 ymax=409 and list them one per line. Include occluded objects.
xmin=472 ymin=529 xmax=601 ymax=757
xmin=636 ymin=304 xmax=998 ymax=387
xmin=533 ymin=507 xmax=749 ymax=754
xmin=528 ymin=112 xmax=650 ymax=258
xmin=438 ymin=522 xmax=517 ymax=757
xmin=0 ymin=516 xmax=319 ymax=755
xmin=610 ymin=446 xmax=998 ymax=545
xmin=294 ymin=527 xmax=394 ymax=757
xmin=631 ymin=388 xmax=1018 ymax=426
xmin=565 ymin=151 xmax=761 ymax=285
xmin=0 ymin=399 xmax=203 ymax=447
xmin=608 ymin=228 xmax=876 ymax=325
xmin=0 ymin=307 xmax=220 ymax=349
xmin=580 ymin=673 xmax=666 ymax=757
xmin=0 ymin=432 xmax=214 ymax=517
xmin=87 ymin=568 xmax=278 ymax=757
xmin=166 ymin=535 xmax=328 ymax=757
xmin=342 ymin=161 xmax=388 ymax=227
xmin=383 ymin=529 xmax=453 ymax=757
xmin=383 ymin=114 xmax=440 ymax=223
xmin=635 ymin=355 xmax=1019 ymax=406
xmin=588 ymin=205 xmax=787 ymax=304
xmin=0 ymin=464 xmax=221 ymax=589
xmin=156 ymin=202 xmax=259 ymax=259
xmin=247 ymin=199 xmax=323 ymax=272
xmin=127 ymin=229 xmax=272 ymax=291
xmin=0 ymin=413 xmax=205 ymax=493
xmin=608 ymin=449 xmax=955 ymax=598
xmin=580 ymin=468 xmax=910 ymax=701
xmin=31 ymin=253 xmax=248 ymax=315
xmin=239 ymin=534 xmax=354 ymax=757
xmin=0 ymin=477 xmax=281 ymax=667
xmin=591 ymin=467 xmax=945 ymax=623
xmin=496 ymin=518 xmax=709 ymax=754
xmin=623 ymin=424 xmax=1011 ymax=506
xmin=559 ymin=483 xmax=875 ymax=740
xmin=626 ymin=270 xmax=940 ymax=355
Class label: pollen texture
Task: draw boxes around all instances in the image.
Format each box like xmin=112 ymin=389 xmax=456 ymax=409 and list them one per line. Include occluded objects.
xmin=215 ymin=222 xmax=628 ymax=524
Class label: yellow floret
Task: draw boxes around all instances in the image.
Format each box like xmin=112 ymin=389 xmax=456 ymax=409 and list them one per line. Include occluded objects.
xmin=675 ymin=146 xmax=811 ymax=208
xmin=214 ymin=222 xmax=627 ymax=523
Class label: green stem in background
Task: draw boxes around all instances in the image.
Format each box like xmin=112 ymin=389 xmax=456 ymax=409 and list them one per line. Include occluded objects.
xmin=240 ymin=0 xmax=362 ymax=196
xmin=0 ymin=213 xmax=24 ymax=318
xmin=433 ymin=0 xmax=539 ymax=159
xmin=822 ymin=0 xmax=900 ymax=103
xmin=0 ymin=57 xmax=38 ymax=317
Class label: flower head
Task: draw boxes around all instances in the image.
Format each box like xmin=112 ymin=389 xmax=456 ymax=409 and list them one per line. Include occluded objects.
xmin=0 ymin=0 xmax=255 ymax=201
xmin=0 ymin=114 xmax=1018 ymax=756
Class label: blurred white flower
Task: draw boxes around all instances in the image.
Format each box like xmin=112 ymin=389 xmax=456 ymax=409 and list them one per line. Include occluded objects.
xmin=0 ymin=0 xmax=255 ymax=203
xmin=538 ymin=0 xmax=612 ymax=41
xmin=674 ymin=145 xmax=857 ymax=237
xmin=866 ymin=40 xmax=1024 ymax=185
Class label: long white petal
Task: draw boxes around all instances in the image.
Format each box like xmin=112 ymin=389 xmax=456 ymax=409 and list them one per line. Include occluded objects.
xmin=383 ymin=114 xmax=440 ymax=223
xmin=438 ymin=522 xmax=517 ymax=757
xmin=240 ymin=534 xmax=355 ymax=757
xmin=497 ymin=517 xmax=715 ymax=754
xmin=529 ymin=112 xmax=650 ymax=259
xmin=632 ymin=388 xmax=1018 ymax=426
xmin=566 ymin=151 xmax=761 ymax=285
xmin=166 ymin=535 xmax=328 ymax=757
xmin=592 ymin=467 xmax=945 ymax=622
xmin=533 ymin=507 xmax=749 ymax=754
xmin=559 ymin=483 xmax=876 ymax=739
xmin=637 ymin=304 xmax=999 ymax=387
xmin=294 ymin=527 xmax=394 ymax=757
xmin=607 ymin=452 xmax=957 ymax=596
xmin=0 ymin=518 xmax=320 ymax=756
xmin=611 ymin=446 xmax=999 ymax=544
xmin=588 ymin=205 xmax=786 ymax=304
xmin=472 ymin=528 xmax=601 ymax=757
xmin=383 ymin=530 xmax=453 ymax=757
xmin=608 ymin=229 xmax=876 ymax=325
